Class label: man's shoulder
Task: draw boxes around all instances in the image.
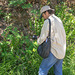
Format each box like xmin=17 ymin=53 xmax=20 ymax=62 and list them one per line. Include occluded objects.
xmin=52 ymin=14 xmax=62 ymax=23
xmin=44 ymin=19 xmax=49 ymax=25
xmin=44 ymin=19 xmax=49 ymax=23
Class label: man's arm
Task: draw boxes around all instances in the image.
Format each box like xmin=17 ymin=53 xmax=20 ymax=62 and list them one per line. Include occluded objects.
xmin=37 ymin=19 xmax=49 ymax=45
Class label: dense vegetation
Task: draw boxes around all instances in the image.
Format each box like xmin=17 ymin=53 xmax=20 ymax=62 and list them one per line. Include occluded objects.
xmin=0 ymin=1 xmax=75 ymax=75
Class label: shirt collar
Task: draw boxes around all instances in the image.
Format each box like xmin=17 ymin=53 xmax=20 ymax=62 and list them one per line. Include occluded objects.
xmin=48 ymin=14 xmax=54 ymax=19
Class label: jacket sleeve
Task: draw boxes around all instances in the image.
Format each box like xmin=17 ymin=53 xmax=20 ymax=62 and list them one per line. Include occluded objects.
xmin=37 ymin=19 xmax=49 ymax=45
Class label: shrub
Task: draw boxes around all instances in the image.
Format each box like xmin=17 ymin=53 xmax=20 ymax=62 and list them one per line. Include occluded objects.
xmin=0 ymin=24 xmax=42 ymax=75
xmin=0 ymin=2 xmax=75 ymax=75
xmin=8 ymin=0 xmax=32 ymax=9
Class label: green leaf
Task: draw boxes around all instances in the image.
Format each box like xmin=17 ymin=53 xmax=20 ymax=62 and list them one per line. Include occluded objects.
xmin=14 ymin=27 xmax=18 ymax=32
xmin=31 ymin=10 xmax=37 ymax=14
xmin=26 ymin=50 xmax=32 ymax=54
xmin=6 ymin=41 xmax=11 ymax=45
xmin=22 ymin=3 xmax=32 ymax=9
xmin=16 ymin=34 xmax=21 ymax=38
xmin=67 ymin=30 xmax=75 ymax=39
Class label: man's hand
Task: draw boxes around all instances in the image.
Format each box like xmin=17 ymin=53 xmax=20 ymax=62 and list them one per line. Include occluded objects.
xmin=37 ymin=36 xmax=39 ymax=39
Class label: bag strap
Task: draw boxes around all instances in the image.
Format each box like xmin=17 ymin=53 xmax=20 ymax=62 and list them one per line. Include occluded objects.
xmin=48 ymin=19 xmax=51 ymax=39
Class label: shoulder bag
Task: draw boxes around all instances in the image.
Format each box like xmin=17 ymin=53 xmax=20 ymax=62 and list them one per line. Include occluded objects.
xmin=37 ymin=19 xmax=51 ymax=58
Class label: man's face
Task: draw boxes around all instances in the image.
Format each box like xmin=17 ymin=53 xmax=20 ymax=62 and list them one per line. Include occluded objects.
xmin=42 ymin=11 xmax=49 ymax=19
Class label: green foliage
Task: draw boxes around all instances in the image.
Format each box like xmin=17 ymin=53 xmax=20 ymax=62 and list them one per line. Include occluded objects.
xmin=0 ymin=2 xmax=75 ymax=75
xmin=0 ymin=9 xmax=3 ymax=15
xmin=8 ymin=0 xmax=32 ymax=9
xmin=1 ymin=0 xmax=32 ymax=21
xmin=29 ymin=17 xmax=44 ymax=35
xmin=0 ymin=7 xmax=5 ymax=16
xmin=4 ymin=13 xmax=12 ymax=22
xmin=0 ymin=24 xmax=42 ymax=75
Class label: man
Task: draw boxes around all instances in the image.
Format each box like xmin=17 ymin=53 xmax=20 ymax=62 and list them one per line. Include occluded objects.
xmin=37 ymin=6 xmax=66 ymax=75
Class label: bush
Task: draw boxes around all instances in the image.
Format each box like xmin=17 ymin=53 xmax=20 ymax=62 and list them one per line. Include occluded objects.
xmin=0 ymin=2 xmax=75 ymax=75
xmin=8 ymin=0 xmax=32 ymax=9
xmin=0 ymin=24 xmax=42 ymax=75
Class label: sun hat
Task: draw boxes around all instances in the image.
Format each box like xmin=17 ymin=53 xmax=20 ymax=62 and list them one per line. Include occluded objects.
xmin=40 ymin=6 xmax=54 ymax=19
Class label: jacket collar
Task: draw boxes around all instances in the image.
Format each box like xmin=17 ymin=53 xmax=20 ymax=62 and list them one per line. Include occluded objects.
xmin=48 ymin=14 xmax=54 ymax=19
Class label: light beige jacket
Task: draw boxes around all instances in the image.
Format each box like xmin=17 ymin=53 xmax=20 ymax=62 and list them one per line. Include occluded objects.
xmin=37 ymin=14 xmax=66 ymax=59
